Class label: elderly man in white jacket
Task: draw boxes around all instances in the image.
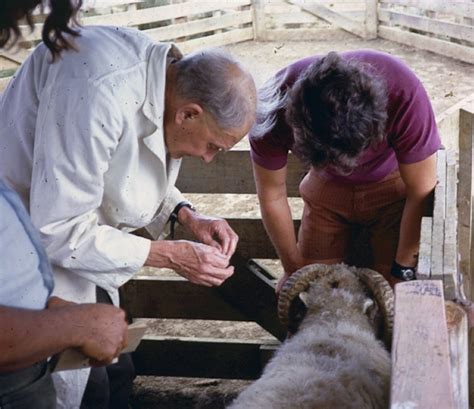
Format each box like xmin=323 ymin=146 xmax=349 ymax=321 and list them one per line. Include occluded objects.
xmin=0 ymin=25 xmax=256 ymax=408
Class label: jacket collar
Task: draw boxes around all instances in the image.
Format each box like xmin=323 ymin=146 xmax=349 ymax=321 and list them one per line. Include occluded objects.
xmin=142 ymin=42 xmax=183 ymax=164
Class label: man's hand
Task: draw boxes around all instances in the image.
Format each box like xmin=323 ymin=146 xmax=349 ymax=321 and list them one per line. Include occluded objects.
xmin=47 ymin=297 xmax=129 ymax=366
xmin=146 ymin=240 xmax=234 ymax=287
xmin=178 ymin=207 xmax=239 ymax=257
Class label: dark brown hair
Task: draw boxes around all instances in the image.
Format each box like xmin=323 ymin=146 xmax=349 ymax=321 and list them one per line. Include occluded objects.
xmin=0 ymin=0 xmax=82 ymax=59
xmin=287 ymin=52 xmax=388 ymax=174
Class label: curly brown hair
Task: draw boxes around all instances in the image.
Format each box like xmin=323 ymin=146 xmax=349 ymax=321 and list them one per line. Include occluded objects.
xmin=0 ymin=0 xmax=82 ymax=59
xmin=287 ymin=52 xmax=388 ymax=174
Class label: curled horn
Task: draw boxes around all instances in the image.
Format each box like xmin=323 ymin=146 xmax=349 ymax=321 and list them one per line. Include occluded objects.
xmin=278 ymin=263 xmax=333 ymax=328
xmin=351 ymin=266 xmax=394 ymax=347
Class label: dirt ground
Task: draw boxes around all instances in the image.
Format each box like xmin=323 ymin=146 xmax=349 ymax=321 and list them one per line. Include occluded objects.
xmin=131 ymin=35 xmax=474 ymax=409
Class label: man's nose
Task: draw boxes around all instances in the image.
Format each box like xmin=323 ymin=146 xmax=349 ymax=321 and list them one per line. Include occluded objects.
xmin=201 ymin=152 xmax=216 ymax=163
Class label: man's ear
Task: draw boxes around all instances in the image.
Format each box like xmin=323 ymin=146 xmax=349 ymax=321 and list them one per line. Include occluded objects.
xmin=175 ymin=103 xmax=203 ymax=125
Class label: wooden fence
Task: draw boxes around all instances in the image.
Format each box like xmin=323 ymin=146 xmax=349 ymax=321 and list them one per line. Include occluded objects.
xmin=1 ymin=0 xmax=473 ymax=91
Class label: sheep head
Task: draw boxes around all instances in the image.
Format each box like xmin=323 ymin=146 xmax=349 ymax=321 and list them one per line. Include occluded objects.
xmin=278 ymin=263 xmax=394 ymax=348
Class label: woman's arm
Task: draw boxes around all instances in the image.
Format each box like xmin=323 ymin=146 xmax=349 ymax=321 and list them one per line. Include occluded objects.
xmin=253 ymin=162 xmax=304 ymax=289
xmin=397 ymin=153 xmax=437 ymax=266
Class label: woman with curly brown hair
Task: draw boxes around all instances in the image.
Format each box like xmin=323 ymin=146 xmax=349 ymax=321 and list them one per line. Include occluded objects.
xmin=251 ymin=50 xmax=440 ymax=291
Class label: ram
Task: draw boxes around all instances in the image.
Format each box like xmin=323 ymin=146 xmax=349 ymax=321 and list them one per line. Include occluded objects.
xmin=227 ymin=263 xmax=394 ymax=409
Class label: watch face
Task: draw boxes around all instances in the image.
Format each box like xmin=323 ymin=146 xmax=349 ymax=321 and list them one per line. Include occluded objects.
xmin=401 ymin=268 xmax=415 ymax=281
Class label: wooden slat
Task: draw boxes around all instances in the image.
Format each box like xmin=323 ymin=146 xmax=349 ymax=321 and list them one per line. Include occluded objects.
xmin=289 ymin=0 xmax=367 ymax=38
xmin=177 ymin=28 xmax=254 ymax=53
xmin=431 ymin=149 xmax=446 ymax=280
xmin=260 ymin=27 xmax=348 ymax=41
xmin=144 ymin=10 xmax=252 ymax=42
xmin=176 ymin=149 xmax=304 ymax=196
xmin=458 ymin=108 xmax=474 ymax=299
xmin=378 ymin=26 xmax=474 ymax=65
xmin=133 ymin=335 xmax=278 ymax=379
xmin=417 ymin=216 xmax=432 ymax=279
xmin=443 ymin=150 xmax=459 ymax=300
xmin=365 ymin=0 xmax=378 ymax=39
xmin=121 ymin=276 xmax=247 ymax=320
xmin=445 ymin=301 xmax=469 ymax=409
xmin=172 ymin=218 xmax=301 ymax=260
xmin=20 ymin=0 xmax=252 ymax=42
xmin=252 ymin=0 xmax=265 ymax=40
xmin=378 ymin=10 xmax=474 ymax=43
xmin=379 ymin=0 xmax=474 ymax=19
xmin=218 ymin=253 xmax=287 ymax=340
xmin=390 ymin=280 xmax=455 ymax=409
xmin=268 ymin=12 xmax=324 ymax=26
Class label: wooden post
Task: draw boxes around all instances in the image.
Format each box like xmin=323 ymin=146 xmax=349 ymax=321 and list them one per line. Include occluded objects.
xmin=252 ymin=0 xmax=265 ymax=40
xmin=458 ymin=107 xmax=474 ymax=407
xmin=390 ymin=280 xmax=455 ymax=409
xmin=365 ymin=0 xmax=378 ymax=39
xmin=445 ymin=301 xmax=469 ymax=409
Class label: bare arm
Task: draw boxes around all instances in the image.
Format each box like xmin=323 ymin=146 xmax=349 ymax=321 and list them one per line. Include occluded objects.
xmin=397 ymin=153 xmax=437 ymax=266
xmin=0 ymin=298 xmax=128 ymax=373
xmin=253 ymin=162 xmax=304 ymax=281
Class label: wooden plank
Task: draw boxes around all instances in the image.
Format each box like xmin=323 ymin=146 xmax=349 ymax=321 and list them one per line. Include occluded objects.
xmin=378 ymin=10 xmax=474 ymax=43
xmin=0 ymin=48 xmax=30 ymax=64
xmin=268 ymin=11 xmax=325 ymax=26
xmin=133 ymin=335 xmax=278 ymax=379
xmin=172 ymin=218 xmax=301 ymax=260
xmin=144 ymin=10 xmax=252 ymax=42
xmin=458 ymin=108 xmax=474 ymax=299
xmin=121 ymin=276 xmax=248 ymax=320
xmin=379 ymin=0 xmax=474 ymax=19
xmin=177 ymin=28 xmax=254 ymax=53
xmin=365 ymin=0 xmax=378 ymax=39
xmin=431 ymin=149 xmax=446 ymax=280
xmin=176 ymin=149 xmax=304 ymax=196
xmin=390 ymin=280 xmax=455 ymax=409
xmin=378 ymin=26 xmax=474 ymax=65
xmin=20 ymin=0 xmax=252 ymax=42
xmin=443 ymin=150 xmax=458 ymax=300
xmin=218 ymin=253 xmax=287 ymax=340
xmin=252 ymin=0 xmax=266 ymax=40
xmin=288 ymin=0 xmax=367 ymax=38
xmin=445 ymin=301 xmax=469 ymax=409
xmin=260 ymin=27 xmax=349 ymax=41
xmin=417 ymin=216 xmax=432 ymax=279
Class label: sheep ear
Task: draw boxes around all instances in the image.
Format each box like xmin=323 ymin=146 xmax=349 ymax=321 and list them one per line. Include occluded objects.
xmin=363 ymin=298 xmax=374 ymax=313
xmin=299 ymin=291 xmax=310 ymax=306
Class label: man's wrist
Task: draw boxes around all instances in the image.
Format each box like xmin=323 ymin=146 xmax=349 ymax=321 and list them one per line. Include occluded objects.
xmin=169 ymin=201 xmax=195 ymax=238
xmin=391 ymin=260 xmax=416 ymax=281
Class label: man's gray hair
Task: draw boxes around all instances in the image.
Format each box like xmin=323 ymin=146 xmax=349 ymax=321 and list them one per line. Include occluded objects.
xmin=250 ymin=75 xmax=288 ymax=139
xmin=174 ymin=48 xmax=256 ymax=130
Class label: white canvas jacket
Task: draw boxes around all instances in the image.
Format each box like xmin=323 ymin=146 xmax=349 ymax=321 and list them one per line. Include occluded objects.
xmin=0 ymin=26 xmax=186 ymax=407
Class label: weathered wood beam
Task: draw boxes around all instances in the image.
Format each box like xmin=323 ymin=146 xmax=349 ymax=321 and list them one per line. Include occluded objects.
xmin=390 ymin=280 xmax=455 ymax=409
xmin=443 ymin=151 xmax=459 ymax=300
xmin=133 ymin=335 xmax=278 ymax=379
xmin=288 ymin=0 xmax=366 ymax=38
xmin=445 ymin=301 xmax=469 ymax=409
xmin=176 ymin=149 xmax=303 ymax=196
xmin=172 ymin=217 xmax=301 ymax=260
xmin=431 ymin=150 xmax=446 ymax=282
xmin=417 ymin=216 xmax=432 ymax=279
xmin=121 ymin=276 xmax=248 ymax=321
xmin=218 ymin=253 xmax=287 ymax=341
xmin=378 ymin=26 xmax=474 ymax=65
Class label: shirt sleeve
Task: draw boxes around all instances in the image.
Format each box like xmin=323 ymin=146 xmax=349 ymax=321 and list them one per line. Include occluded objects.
xmin=29 ymin=79 xmax=150 ymax=292
xmin=390 ymin=82 xmax=441 ymax=164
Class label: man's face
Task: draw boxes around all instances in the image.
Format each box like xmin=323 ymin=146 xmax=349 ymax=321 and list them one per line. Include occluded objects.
xmin=168 ymin=110 xmax=251 ymax=163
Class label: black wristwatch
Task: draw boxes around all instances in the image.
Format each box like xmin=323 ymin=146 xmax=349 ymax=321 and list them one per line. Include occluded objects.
xmin=169 ymin=201 xmax=195 ymax=239
xmin=391 ymin=261 xmax=416 ymax=281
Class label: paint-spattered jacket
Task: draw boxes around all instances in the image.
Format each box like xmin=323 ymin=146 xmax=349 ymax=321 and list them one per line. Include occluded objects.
xmin=0 ymin=25 xmax=186 ymax=407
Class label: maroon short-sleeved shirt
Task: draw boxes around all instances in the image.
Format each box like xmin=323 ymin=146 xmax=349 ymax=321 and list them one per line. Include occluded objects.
xmin=249 ymin=50 xmax=441 ymax=184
